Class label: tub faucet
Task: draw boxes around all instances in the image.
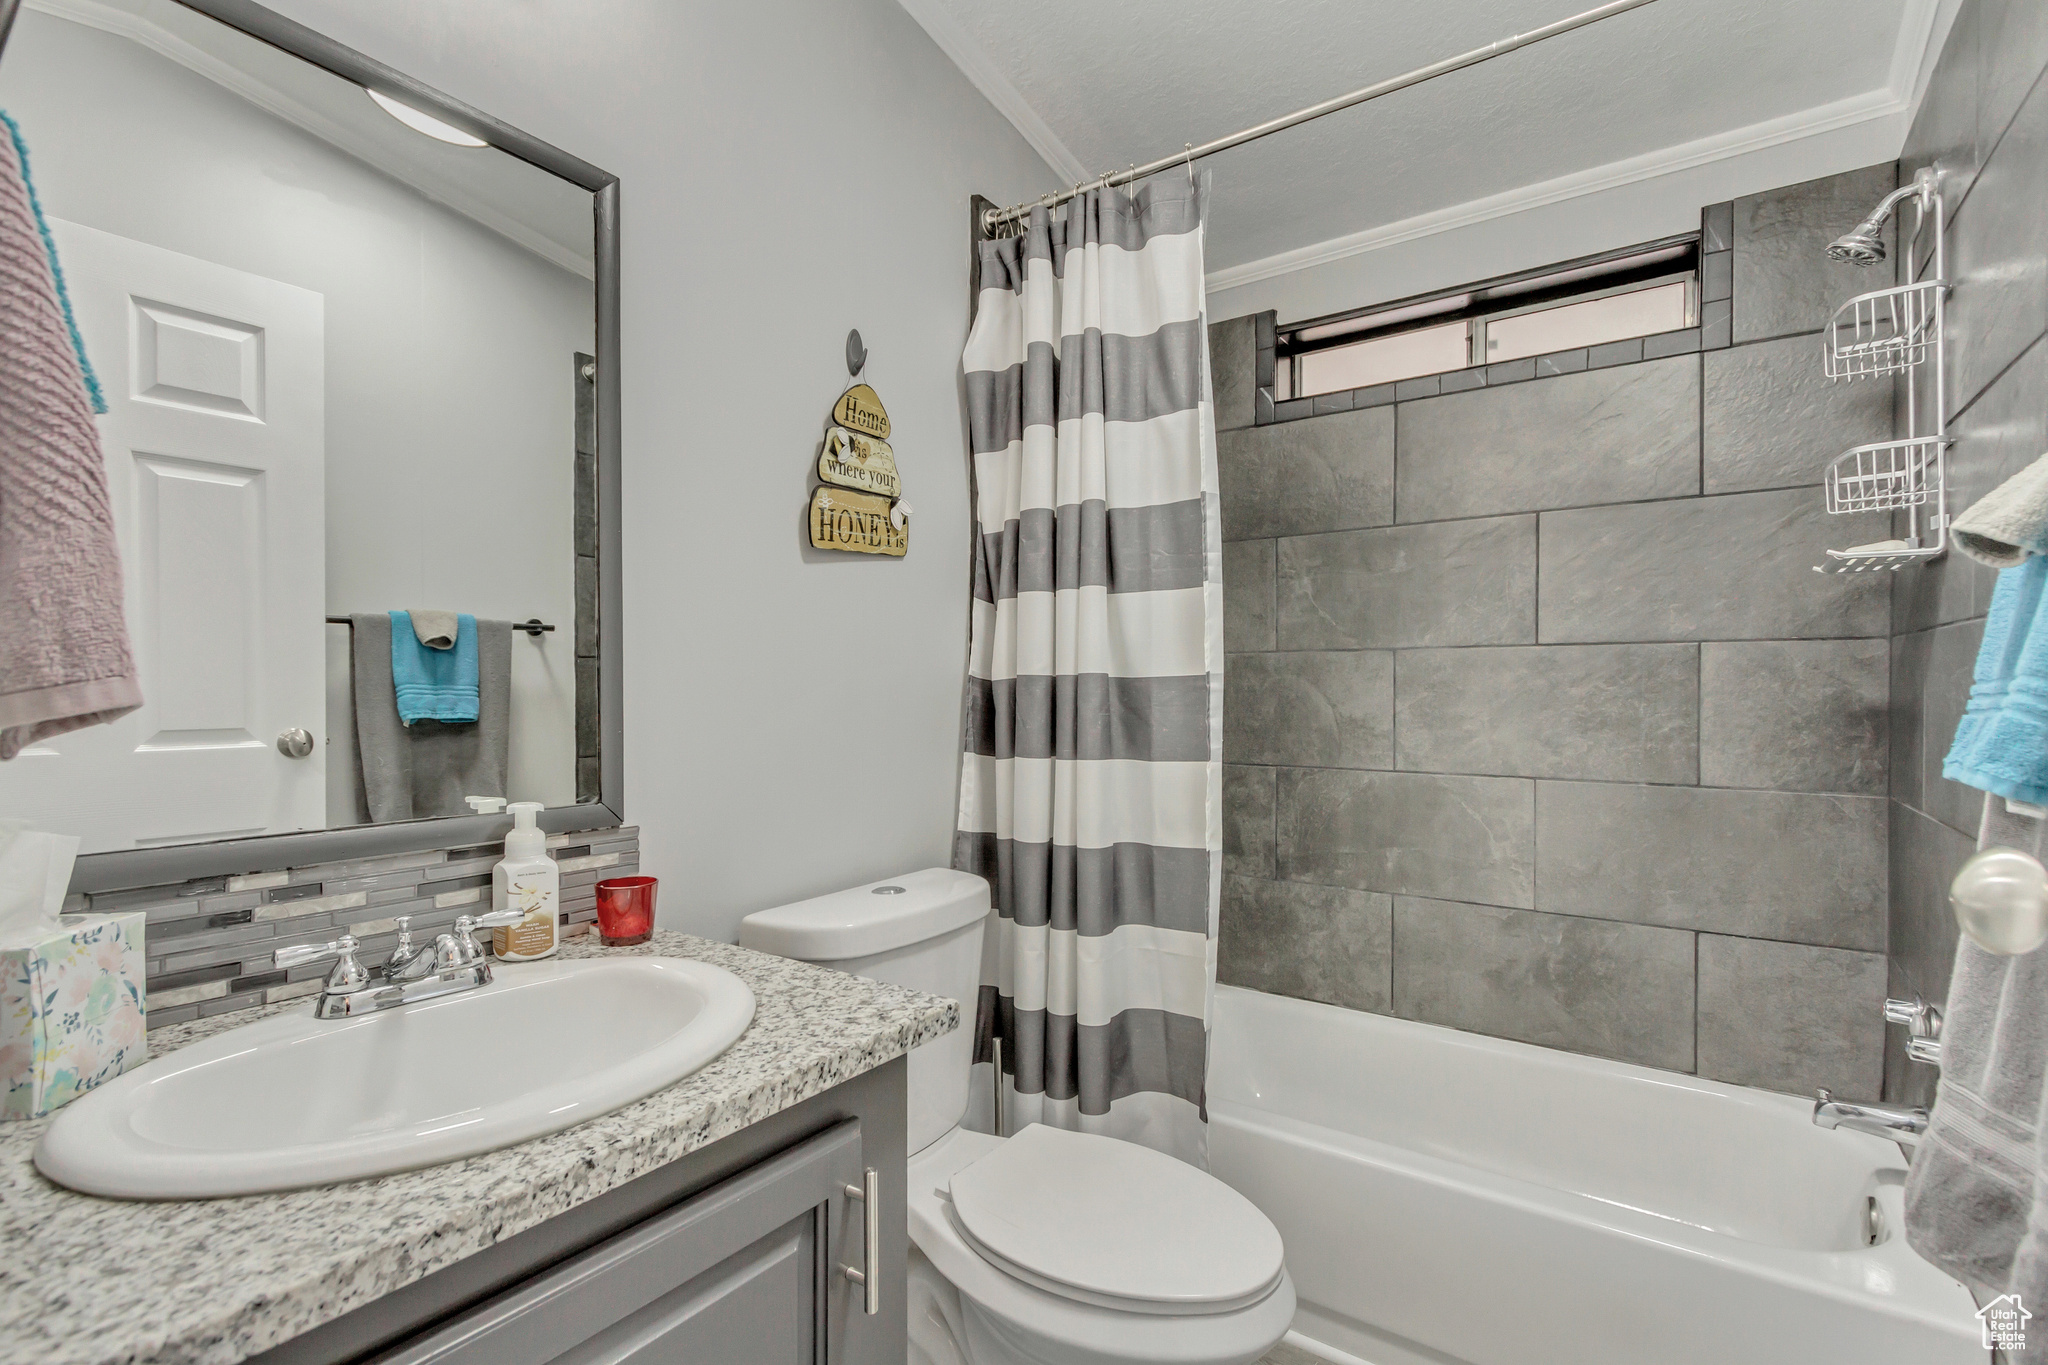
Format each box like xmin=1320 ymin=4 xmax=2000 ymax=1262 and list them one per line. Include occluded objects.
xmin=1812 ymin=1088 xmax=1929 ymax=1139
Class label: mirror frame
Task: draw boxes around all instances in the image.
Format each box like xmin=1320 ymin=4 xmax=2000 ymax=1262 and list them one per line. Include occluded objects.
xmin=0 ymin=0 xmax=625 ymax=892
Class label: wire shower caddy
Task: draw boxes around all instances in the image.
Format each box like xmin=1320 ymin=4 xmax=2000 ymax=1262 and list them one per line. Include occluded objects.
xmin=1817 ymin=169 xmax=1949 ymax=574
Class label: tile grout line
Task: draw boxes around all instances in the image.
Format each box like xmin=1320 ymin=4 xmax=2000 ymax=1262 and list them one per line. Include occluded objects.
xmin=1226 ymin=870 xmax=1886 ymax=959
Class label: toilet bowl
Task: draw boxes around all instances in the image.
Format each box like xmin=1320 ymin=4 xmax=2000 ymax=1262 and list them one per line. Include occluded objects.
xmin=738 ymin=869 xmax=1294 ymax=1365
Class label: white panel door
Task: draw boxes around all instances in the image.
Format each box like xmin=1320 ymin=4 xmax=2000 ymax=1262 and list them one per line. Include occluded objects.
xmin=0 ymin=221 xmax=325 ymax=853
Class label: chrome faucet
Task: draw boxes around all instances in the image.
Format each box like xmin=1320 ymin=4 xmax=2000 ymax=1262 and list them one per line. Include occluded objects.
xmin=275 ymin=909 xmax=527 ymax=1020
xmin=1885 ymin=996 xmax=1944 ymax=1065
xmin=1812 ymin=1088 xmax=1929 ymax=1140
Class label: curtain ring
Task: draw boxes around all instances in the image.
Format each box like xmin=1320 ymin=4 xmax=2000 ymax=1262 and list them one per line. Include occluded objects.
xmin=1183 ymin=143 xmax=1196 ymax=186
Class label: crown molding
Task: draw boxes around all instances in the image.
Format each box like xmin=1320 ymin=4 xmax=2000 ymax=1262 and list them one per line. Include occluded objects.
xmin=893 ymin=0 xmax=1090 ymax=184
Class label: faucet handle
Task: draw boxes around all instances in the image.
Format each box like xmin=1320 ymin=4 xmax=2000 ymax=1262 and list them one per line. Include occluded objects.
xmin=454 ymin=909 xmax=525 ymax=935
xmin=437 ymin=909 xmax=527 ymax=969
xmin=1884 ymin=997 xmax=1944 ymax=1067
xmin=275 ymin=932 xmax=359 ymax=970
xmin=273 ymin=934 xmax=369 ymax=994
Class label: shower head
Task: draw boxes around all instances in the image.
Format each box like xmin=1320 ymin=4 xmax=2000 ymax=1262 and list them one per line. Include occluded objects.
xmin=1824 ymin=177 xmax=1933 ymax=268
xmin=1825 ymin=217 xmax=1890 ymax=266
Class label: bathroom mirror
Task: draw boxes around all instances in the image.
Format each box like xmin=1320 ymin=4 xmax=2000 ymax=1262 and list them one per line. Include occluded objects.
xmin=0 ymin=0 xmax=622 ymax=886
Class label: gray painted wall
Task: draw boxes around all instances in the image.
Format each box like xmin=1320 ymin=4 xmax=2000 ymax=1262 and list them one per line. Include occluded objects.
xmin=1215 ymin=165 xmax=1910 ymax=1099
xmin=1886 ymin=0 xmax=2048 ymax=1107
xmin=248 ymin=0 xmax=1060 ymax=942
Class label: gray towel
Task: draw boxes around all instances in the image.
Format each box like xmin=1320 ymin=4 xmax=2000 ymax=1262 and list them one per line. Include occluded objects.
xmin=1953 ymin=451 xmax=2048 ymax=568
xmin=1905 ymin=794 xmax=2048 ymax=1303
xmin=408 ymin=609 xmax=458 ymax=650
xmin=349 ymin=612 xmax=510 ymax=821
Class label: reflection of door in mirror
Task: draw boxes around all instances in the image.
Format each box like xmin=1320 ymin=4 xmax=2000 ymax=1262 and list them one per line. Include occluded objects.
xmin=0 ymin=220 xmax=325 ymax=852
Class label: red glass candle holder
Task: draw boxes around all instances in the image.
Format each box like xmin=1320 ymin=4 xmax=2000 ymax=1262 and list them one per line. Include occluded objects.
xmin=595 ymin=875 xmax=656 ymax=946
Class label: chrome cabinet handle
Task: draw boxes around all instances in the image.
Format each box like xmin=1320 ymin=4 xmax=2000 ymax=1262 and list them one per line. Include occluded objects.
xmin=841 ymin=1166 xmax=879 ymax=1315
xmin=276 ymin=728 xmax=315 ymax=758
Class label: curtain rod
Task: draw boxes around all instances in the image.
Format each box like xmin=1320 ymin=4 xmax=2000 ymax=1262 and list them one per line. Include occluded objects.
xmin=982 ymin=0 xmax=1661 ymax=233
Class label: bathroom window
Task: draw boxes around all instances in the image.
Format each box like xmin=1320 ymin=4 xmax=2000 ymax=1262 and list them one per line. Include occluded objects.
xmin=1277 ymin=237 xmax=1699 ymax=400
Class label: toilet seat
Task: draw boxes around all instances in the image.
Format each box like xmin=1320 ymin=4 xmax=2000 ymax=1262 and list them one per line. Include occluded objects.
xmin=945 ymin=1124 xmax=1286 ymax=1315
xmin=908 ymin=1126 xmax=1296 ymax=1365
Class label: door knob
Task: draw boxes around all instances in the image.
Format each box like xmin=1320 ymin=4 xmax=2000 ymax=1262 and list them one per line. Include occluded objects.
xmin=276 ymin=728 xmax=315 ymax=759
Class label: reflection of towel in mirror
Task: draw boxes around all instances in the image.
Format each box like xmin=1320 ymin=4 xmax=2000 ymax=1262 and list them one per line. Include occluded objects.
xmin=0 ymin=111 xmax=140 ymax=759
xmin=390 ymin=611 xmax=477 ymax=724
xmin=350 ymin=612 xmax=509 ymax=821
xmin=408 ymin=609 xmax=458 ymax=650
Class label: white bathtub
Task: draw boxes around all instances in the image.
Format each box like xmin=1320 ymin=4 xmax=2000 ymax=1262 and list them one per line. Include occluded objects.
xmin=1206 ymin=985 xmax=1985 ymax=1365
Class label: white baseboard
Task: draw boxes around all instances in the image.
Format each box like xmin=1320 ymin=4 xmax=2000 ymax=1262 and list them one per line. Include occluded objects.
xmin=1280 ymin=1329 xmax=1379 ymax=1365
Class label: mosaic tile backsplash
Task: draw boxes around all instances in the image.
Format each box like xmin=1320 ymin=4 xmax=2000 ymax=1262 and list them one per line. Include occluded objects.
xmin=66 ymin=826 xmax=640 ymax=1030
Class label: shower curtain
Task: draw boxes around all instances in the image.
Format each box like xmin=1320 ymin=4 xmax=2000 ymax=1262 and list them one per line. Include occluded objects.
xmin=954 ymin=175 xmax=1222 ymax=1166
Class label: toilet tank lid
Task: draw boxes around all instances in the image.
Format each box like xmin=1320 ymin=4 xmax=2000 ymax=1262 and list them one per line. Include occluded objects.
xmin=737 ymin=868 xmax=989 ymax=961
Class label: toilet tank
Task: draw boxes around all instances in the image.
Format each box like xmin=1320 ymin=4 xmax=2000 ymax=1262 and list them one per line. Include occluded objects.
xmin=738 ymin=868 xmax=988 ymax=1154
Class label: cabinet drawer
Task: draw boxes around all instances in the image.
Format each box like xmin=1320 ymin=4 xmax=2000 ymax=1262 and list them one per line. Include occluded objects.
xmin=371 ymin=1121 xmax=865 ymax=1365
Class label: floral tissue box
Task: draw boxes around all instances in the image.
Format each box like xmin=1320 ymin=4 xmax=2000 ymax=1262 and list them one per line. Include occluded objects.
xmin=1 ymin=912 xmax=146 ymax=1120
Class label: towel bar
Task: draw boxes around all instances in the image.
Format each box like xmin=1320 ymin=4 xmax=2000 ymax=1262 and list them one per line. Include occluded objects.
xmin=325 ymin=616 xmax=555 ymax=636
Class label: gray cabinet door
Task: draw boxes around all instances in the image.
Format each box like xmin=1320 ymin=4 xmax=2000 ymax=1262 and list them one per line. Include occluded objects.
xmin=371 ymin=1121 xmax=867 ymax=1365
xmin=550 ymin=1216 xmax=815 ymax=1364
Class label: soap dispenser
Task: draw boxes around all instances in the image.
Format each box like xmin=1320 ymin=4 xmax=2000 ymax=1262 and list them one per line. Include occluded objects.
xmin=491 ymin=801 xmax=559 ymax=961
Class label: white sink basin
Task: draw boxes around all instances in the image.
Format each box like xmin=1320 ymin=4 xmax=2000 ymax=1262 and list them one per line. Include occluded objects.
xmin=35 ymin=956 xmax=754 ymax=1199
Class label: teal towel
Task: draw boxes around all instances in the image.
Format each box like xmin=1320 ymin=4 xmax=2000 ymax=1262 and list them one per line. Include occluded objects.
xmin=389 ymin=611 xmax=478 ymax=725
xmin=1946 ymin=556 xmax=2048 ymax=805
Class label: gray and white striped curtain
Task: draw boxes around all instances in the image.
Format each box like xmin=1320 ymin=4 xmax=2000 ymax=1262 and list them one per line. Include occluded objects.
xmin=954 ymin=176 xmax=1221 ymax=1166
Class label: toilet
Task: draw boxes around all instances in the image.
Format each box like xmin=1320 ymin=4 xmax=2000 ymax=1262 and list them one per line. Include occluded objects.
xmin=739 ymin=867 xmax=1295 ymax=1365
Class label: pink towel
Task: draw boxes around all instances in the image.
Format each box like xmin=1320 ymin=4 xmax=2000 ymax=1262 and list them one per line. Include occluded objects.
xmin=0 ymin=119 xmax=140 ymax=759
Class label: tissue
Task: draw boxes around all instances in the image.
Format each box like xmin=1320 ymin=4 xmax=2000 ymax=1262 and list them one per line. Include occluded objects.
xmin=0 ymin=825 xmax=145 ymax=1120
xmin=0 ymin=822 xmax=78 ymax=941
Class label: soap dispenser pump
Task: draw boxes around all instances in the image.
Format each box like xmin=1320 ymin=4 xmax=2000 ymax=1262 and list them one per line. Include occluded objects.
xmin=491 ymin=801 xmax=559 ymax=961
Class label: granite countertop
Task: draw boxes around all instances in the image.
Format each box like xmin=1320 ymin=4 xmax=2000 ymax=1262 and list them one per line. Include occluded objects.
xmin=0 ymin=930 xmax=958 ymax=1365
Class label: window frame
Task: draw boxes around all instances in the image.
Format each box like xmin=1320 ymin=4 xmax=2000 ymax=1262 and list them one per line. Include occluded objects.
xmin=1276 ymin=234 xmax=1701 ymax=401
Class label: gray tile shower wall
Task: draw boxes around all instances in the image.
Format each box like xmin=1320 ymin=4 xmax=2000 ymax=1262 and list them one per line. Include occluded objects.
xmin=1884 ymin=0 xmax=2048 ymax=1108
xmin=81 ymin=827 xmax=640 ymax=1031
xmin=1209 ymin=165 xmax=1903 ymax=1098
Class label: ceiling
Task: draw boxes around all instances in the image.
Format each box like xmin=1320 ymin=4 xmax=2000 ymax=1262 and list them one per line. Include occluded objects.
xmin=898 ymin=0 xmax=1944 ymax=284
xmin=20 ymin=0 xmax=595 ymax=276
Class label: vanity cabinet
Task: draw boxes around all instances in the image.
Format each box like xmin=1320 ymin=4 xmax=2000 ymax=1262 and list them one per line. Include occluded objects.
xmin=251 ymin=1057 xmax=907 ymax=1365
xmin=372 ymin=1121 xmax=865 ymax=1365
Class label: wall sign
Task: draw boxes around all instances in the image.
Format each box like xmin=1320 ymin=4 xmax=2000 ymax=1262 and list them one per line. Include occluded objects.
xmin=832 ymin=384 xmax=891 ymax=439
xmin=810 ymin=351 xmax=910 ymax=556
xmin=809 ymin=486 xmax=906 ymax=556
xmin=819 ymin=427 xmax=900 ymax=498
